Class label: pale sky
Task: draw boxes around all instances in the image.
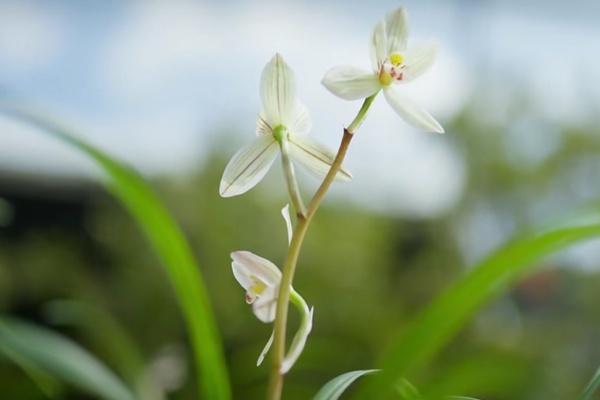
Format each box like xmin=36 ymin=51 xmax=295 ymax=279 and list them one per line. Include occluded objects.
xmin=0 ymin=0 xmax=599 ymax=217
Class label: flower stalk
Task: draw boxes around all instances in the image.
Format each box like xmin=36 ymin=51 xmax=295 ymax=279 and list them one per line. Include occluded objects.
xmin=278 ymin=134 xmax=307 ymax=218
xmin=267 ymin=94 xmax=376 ymax=400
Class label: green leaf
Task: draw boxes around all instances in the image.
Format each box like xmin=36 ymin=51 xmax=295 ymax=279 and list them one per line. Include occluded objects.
xmin=448 ymin=397 xmax=481 ymax=400
xmin=357 ymin=209 xmax=600 ymax=398
xmin=0 ymin=197 xmax=13 ymax=227
xmin=579 ymin=366 xmax=600 ymax=400
xmin=44 ymin=301 xmax=145 ymax=381
xmin=0 ymin=316 xmax=135 ymax=400
xmin=0 ymin=108 xmax=231 ymax=400
xmin=396 ymin=378 xmax=422 ymax=400
xmin=314 ymin=369 xmax=378 ymax=400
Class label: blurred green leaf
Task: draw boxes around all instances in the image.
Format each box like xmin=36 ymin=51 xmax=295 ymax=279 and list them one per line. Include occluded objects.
xmin=0 ymin=197 xmax=13 ymax=227
xmin=314 ymin=369 xmax=378 ymax=400
xmin=0 ymin=108 xmax=231 ymax=400
xmin=0 ymin=316 xmax=135 ymax=400
xmin=358 ymin=209 xmax=600 ymax=398
xmin=396 ymin=378 xmax=421 ymax=400
xmin=579 ymin=366 xmax=600 ymax=400
xmin=44 ymin=300 xmax=164 ymax=399
xmin=448 ymin=397 xmax=481 ymax=400
xmin=0 ymin=338 xmax=62 ymax=397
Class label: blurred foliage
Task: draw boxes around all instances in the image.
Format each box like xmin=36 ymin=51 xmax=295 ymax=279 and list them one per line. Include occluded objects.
xmin=1 ymin=91 xmax=600 ymax=399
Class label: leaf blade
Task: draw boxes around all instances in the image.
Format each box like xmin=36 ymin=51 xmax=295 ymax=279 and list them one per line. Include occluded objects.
xmin=579 ymin=366 xmax=600 ymax=400
xmin=358 ymin=211 xmax=600 ymax=398
xmin=0 ymin=317 xmax=135 ymax=400
xmin=0 ymin=108 xmax=231 ymax=400
xmin=314 ymin=369 xmax=378 ymax=400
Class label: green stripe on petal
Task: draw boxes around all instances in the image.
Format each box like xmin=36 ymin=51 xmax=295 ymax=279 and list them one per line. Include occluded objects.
xmin=219 ymin=135 xmax=279 ymax=197
xmin=386 ymin=8 xmax=409 ymax=55
xmin=288 ymin=135 xmax=353 ymax=182
xmin=370 ymin=19 xmax=388 ymax=71
xmin=260 ymin=53 xmax=296 ymax=127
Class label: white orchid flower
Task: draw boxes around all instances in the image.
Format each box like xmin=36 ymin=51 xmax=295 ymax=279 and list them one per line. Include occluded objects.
xmin=322 ymin=8 xmax=444 ymax=133
xmin=219 ymin=54 xmax=352 ymax=198
xmin=231 ymin=250 xmax=281 ymax=323
xmin=231 ymin=205 xmax=314 ymax=372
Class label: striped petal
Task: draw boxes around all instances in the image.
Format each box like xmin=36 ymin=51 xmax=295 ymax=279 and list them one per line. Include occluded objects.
xmin=383 ymin=87 xmax=444 ymax=133
xmin=322 ymin=66 xmax=381 ymax=101
xmin=402 ymin=43 xmax=437 ymax=82
xmin=220 ymin=135 xmax=279 ymax=197
xmin=290 ymin=102 xmax=312 ymax=136
xmin=370 ymin=18 xmax=387 ymax=71
xmin=260 ymin=53 xmax=296 ymax=127
xmin=255 ymin=112 xmax=272 ymax=136
xmin=385 ymin=8 xmax=409 ymax=55
xmin=288 ymin=135 xmax=352 ymax=181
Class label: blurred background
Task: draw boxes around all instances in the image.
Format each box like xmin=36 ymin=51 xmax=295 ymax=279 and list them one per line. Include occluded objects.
xmin=1 ymin=0 xmax=600 ymax=398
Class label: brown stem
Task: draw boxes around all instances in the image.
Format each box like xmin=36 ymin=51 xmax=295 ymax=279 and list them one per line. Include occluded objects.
xmin=266 ymin=93 xmax=376 ymax=400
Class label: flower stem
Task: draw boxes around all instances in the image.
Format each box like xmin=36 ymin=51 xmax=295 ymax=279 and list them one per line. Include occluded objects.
xmin=266 ymin=93 xmax=377 ymax=400
xmin=279 ymin=137 xmax=307 ymax=218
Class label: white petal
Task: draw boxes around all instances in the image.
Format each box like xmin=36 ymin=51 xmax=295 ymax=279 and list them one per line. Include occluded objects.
xmin=256 ymin=331 xmax=274 ymax=366
xmin=288 ymin=135 xmax=352 ymax=181
xmin=281 ymin=307 xmax=314 ymax=374
xmin=383 ymin=88 xmax=444 ymax=133
xmin=281 ymin=204 xmax=293 ymax=245
xmin=402 ymin=43 xmax=437 ymax=82
xmin=290 ymin=102 xmax=312 ymax=136
xmin=370 ymin=19 xmax=387 ymax=71
xmin=252 ymin=296 xmax=277 ymax=323
xmin=260 ymin=53 xmax=296 ymax=127
xmin=322 ymin=66 xmax=380 ymax=101
xmin=385 ymin=8 xmax=409 ymax=55
xmin=231 ymin=251 xmax=282 ymax=288
xmin=255 ymin=113 xmax=272 ymax=136
xmin=219 ymin=135 xmax=279 ymax=197
xmin=231 ymin=261 xmax=253 ymax=291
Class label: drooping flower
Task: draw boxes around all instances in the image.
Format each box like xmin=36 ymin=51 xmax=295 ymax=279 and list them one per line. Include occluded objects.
xmin=230 ymin=205 xmax=314 ymax=372
xmin=322 ymin=8 xmax=444 ymax=133
xmin=219 ymin=54 xmax=352 ymax=198
xmin=231 ymin=250 xmax=281 ymax=323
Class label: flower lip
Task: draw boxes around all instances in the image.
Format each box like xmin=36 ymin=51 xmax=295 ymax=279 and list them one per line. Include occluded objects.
xmin=378 ymin=56 xmax=406 ymax=86
xmin=230 ymin=251 xmax=282 ymax=322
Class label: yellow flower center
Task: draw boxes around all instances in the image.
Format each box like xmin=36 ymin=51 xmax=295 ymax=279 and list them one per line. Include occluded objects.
xmin=249 ymin=278 xmax=267 ymax=295
xmin=379 ymin=53 xmax=406 ymax=86
xmin=390 ymin=53 xmax=404 ymax=66
xmin=378 ymin=70 xmax=393 ymax=86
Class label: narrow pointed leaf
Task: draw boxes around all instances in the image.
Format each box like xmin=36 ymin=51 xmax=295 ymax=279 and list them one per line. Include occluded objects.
xmin=0 ymin=317 xmax=135 ymax=400
xmin=579 ymin=366 xmax=600 ymax=400
xmin=396 ymin=378 xmax=421 ymax=400
xmin=358 ymin=209 xmax=600 ymax=398
xmin=314 ymin=369 xmax=378 ymax=400
xmin=0 ymin=108 xmax=231 ymax=400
